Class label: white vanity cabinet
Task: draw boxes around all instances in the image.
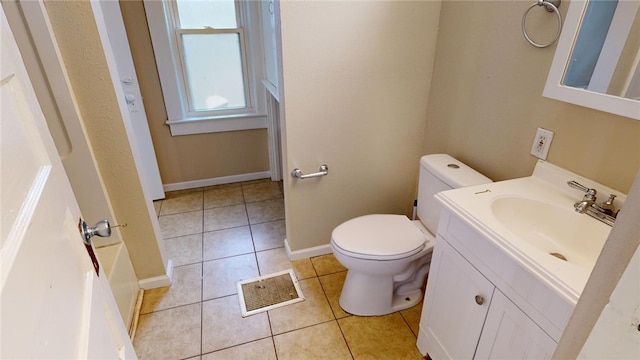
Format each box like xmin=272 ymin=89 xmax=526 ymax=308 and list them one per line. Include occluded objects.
xmin=475 ymin=290 xmax=556 ymax=359
xmin=420 ymin=239 xmax=495 ymax=359
xmin=417 ymin=209 xmax=570 ymax=359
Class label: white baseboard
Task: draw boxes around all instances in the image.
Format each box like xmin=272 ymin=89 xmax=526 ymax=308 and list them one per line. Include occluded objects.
xmin=129 ymin=289 xmax=144 ymax=341
xmin=163 ymin=171 xmax=271 ymax=192
xmin=284 ymin=238 xmax=332 ymax=261
xmin=138 ymin=259 xmax=173 ymax=290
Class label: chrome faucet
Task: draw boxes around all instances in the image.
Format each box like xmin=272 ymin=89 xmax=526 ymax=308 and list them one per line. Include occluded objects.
xmin=567 ymin=181 xmax=618 ymax=226
xmin=567 ymin=181 xmax=597 ymax=213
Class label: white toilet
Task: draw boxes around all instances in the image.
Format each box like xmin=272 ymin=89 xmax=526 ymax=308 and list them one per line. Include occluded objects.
xmin=330 ymin=154 xmax=492 ymax=316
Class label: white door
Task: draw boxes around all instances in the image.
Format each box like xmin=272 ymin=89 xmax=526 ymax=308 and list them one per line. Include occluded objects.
xmin=13 ymin=0 xmax=123 ymax=248
xmin=93 ymin=0 xmax=165 ymax=201
xmin=0 ymin=9 xmax=136 ymax=359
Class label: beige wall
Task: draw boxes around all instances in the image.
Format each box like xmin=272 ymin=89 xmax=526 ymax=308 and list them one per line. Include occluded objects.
xmin=279 ymin=0 xmax=442 ymax=251
xmin=423 ymin=1 xmax=639 ymax=194
xmin=45 ymin=0 xmax=167 ymax=280
xmin=119 ymin=0 xmax=270 ymax=186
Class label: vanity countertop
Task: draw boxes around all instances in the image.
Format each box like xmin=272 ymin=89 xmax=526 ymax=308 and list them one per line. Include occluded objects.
xmin=435 ymin=160 xmax=625 ymax=303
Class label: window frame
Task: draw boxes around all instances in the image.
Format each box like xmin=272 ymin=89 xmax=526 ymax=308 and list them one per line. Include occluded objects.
xmin=145 ymin=0 xmax=267 ymax=135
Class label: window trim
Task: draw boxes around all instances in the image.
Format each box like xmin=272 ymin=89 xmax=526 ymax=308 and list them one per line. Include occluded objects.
xmin=144 ymin=0 xmax=267 ymax=135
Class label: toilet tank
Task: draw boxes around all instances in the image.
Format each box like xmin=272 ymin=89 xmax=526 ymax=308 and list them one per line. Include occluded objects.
xmin=417 ymin=154 xmax=492 ymax=235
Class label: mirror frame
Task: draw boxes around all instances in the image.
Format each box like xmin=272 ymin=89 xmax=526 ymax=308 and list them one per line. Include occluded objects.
xmin=543 ymin=0 xmax=640 ymax=120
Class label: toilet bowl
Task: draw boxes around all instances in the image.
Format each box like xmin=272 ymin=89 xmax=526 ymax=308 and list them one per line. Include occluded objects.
xmin=331 ymin=214 xmax=434 ymax=316
xmin=330 ymin=154 xmax=492 ymax=316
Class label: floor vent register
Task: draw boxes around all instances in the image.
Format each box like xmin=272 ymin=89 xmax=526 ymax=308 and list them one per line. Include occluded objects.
xmin=237 ymin=269 xmax=305 ymax=317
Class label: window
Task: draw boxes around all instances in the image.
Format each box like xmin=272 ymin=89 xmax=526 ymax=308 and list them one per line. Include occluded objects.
xmin=145 ymin=0 xmax=266 ymax=135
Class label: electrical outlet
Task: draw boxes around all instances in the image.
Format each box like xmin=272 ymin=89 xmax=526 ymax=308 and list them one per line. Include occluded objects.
xmin=530 ymin=128 xmax=554 ymax=160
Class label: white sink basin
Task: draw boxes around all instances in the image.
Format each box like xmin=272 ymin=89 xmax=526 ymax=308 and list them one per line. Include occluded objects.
xmin=436 ymin=160 xmax=624 ymax=300
xmin=491 ymin=196 xmax=609 ymax=268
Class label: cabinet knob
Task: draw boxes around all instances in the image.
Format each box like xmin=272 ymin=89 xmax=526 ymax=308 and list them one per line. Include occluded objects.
xmin=475 ymin=295 xmax=484 ymax=305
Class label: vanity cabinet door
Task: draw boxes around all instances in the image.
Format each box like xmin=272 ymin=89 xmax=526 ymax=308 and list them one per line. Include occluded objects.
xmin=418 ymin=237 xmax=495 ymax=359
xmin=475 ymin=290 xmax=557 ymax=359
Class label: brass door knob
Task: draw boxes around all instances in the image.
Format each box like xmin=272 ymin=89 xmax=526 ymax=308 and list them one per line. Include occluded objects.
xmin=475 ymin=295 xmax=484 ymax=305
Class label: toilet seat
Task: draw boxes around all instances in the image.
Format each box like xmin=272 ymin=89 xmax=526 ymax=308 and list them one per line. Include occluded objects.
xmin=331 ymin=214 xmax=426 ymax=261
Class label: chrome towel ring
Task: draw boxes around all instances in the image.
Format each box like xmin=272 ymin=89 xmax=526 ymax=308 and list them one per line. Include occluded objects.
xmin=522 ymin=0 xmax=562 ymax=48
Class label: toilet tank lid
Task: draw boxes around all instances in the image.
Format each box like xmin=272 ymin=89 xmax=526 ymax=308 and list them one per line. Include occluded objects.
xmin=331 ymin=214 xmax=426 ymax=258
xmin=421 ymin=154 xmax=492 ymax=188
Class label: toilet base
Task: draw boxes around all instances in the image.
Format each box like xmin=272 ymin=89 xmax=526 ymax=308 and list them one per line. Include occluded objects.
xmin=338 ymin=262 xmax=428 ymax=316
xmin=390 ymin=289 xmax=423 ymax=313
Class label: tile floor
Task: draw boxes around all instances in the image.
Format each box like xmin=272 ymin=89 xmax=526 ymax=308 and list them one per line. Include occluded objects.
xmin=133 ymin=179 xmax=425 ymax=359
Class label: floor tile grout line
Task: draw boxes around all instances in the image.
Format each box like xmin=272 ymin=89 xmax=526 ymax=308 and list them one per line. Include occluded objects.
xmin=198 ymin=334 xmax=275 ymax=358
xmin=398 ymin=309 xmax=419 ymax=339
xmin=199 ymin=208 xmax=204 ymax=359
xmin=243 ymin=195 xmax=284 ymax=204
xmin=203 ymin=220 xmax=283 ymax=235
xmin=317 ymin=272 xmax=343 ymax=320
xmin=201 ymin=188 xmax=205 ymax=233
xmin=335 ymin=317 xmax=356 ymax=360
xmin=158 ymin=208 xmax=203 ymax=218
xmin=316 ymin=268 xmax=349 ymax=278
xmin=160 ymin=229 xmax=204 ymax=240
xmin=139 ymin=299 xmax=204 ymax=316
xmin=269 ymin=316 xmax=335 ymax=337
xmin=199 ymin=299 xmax=204 ymax=357
xmin=270 ymin=335 xmax=279 ymax=360
xmin=162 ymin=232 xmax=204 ymax=242
xmin=266 ymin=308 xmax=275 ymax=355
xmin=202 ymin=249 xmax=275 ymax=266
xmin=201 ymin=245 xmax=286 ymax=264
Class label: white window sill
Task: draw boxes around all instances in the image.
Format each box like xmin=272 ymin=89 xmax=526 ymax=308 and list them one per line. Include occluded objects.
xmin=166 ymin=114 xmax=267 ymax=136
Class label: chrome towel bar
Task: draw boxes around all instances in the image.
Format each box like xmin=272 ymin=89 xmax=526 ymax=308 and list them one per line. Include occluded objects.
xmin=291 ymin=164 xmax=329 ymax=179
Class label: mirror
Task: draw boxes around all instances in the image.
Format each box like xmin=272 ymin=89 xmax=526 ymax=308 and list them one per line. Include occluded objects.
xmin=544 ymin=0 xmax=640 ymax=120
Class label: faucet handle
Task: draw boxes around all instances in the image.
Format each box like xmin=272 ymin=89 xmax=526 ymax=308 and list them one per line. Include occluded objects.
xmin=603 ymin=194 xmax=616 ymax=205
xmin=595 ymin=194 xmax=617 ymax=215
xmin=567 ymin=181 xmax=597 ymax=199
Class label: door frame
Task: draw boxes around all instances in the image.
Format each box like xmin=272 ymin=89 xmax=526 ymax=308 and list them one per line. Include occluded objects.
xmin=96 ymin=0 xmax=166 ymax=201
